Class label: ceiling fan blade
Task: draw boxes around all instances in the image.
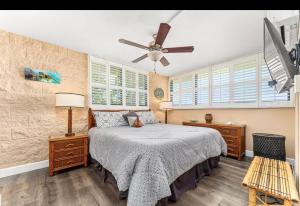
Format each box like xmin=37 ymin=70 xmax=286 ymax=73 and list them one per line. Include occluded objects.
xmin=132 ymin=54 xmax=148 ymax=63
xmin=160 ymin=56 xmax=170 ymax=66
xmin=162 ymin=46 xmax=194 ymax=53
xmin=119 ymin=39 xmax=149 ymax=50
xmin=155 ymin=23 xmax=171 ymax=47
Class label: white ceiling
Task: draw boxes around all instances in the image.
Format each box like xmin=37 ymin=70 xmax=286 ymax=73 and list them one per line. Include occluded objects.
xmin=0 ymin=10 xmax=268 ymax=76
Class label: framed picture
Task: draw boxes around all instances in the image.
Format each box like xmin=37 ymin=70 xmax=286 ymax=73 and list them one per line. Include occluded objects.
xmin=24 ymin=68 xmax=61 ymax=84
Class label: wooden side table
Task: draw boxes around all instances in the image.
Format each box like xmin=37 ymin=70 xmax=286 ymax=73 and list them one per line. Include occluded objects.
xmin=49 ymin=134 xmax=88 ymax=176
xmin=242 ymin=156 xmax=299 ymax=206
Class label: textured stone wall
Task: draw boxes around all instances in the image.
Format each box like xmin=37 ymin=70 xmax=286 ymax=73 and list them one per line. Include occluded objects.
xmin=0 ymin=30 xmax=88 ymax=168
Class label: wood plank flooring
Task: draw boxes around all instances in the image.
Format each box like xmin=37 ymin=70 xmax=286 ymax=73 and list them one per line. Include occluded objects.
xmin=0 ymin=157 xmax=251 ymax=206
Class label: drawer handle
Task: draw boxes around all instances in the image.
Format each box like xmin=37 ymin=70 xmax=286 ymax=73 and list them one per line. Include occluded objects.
xmin=66 ymin=160 xmax=74 ymax=164
xmin=66 ymin=152 xmax=74 ymax=156
xmin=65 ymin=143 xmax=75 ymax=148
xmin=227 ymin=140 xmax=234 ymax=143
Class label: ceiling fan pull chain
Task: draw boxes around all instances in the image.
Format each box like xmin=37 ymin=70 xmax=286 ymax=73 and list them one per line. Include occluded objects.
xmin=153 ymin=62 xmax=157 ymax=74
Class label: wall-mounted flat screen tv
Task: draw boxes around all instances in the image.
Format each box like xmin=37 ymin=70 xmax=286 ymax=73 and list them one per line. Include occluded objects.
xmin=264 ymin=17 xmax=297 ymax=93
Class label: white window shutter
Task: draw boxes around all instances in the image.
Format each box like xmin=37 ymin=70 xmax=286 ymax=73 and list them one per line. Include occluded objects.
xmin=126 ymin=70 xmax=136 ymax=89
xmin=212 ymin=66 xmax=230 ymax=104
xmin=91 ymin=61 xmax=107 ymax=85
xmin=170 ymin=78 xmax=180 ymax=106
xmin=110 ymin=65 xmax=122 ymax=87
xmin=233 ymin=60 xmax=257 ymax=103
xmin=181 ymin=75 xmax=193 ymax=105
xmin=126 ymin=90 xmax=136 ymax=106
xmin=138 ymin=73 xmax=148 ymax=106
xmin=195 ymin=69 xmax=209 ymax=105
xmin=260 ymin=62 xmax=290 ymax=103
xmin=92 ymin=87 xmax=107 ymax=105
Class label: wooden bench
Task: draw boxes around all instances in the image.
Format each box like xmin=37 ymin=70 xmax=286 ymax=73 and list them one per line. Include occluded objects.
xmin=242 ymin=156 xmax=299 ymax=206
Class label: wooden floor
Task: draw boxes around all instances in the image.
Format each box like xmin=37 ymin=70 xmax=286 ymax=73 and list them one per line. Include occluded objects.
xmin=0 ymin=157 xmax=251 ymax=206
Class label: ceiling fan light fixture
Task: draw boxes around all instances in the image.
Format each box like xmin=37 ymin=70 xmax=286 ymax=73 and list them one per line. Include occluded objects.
xmin=148 ymin=50 xmax=163 ymax=62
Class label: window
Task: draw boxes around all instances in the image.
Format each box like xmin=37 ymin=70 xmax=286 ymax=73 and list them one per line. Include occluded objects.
xmin=212 ymin=66 xmax=230 ymax=104
xmin=232 ymin=59 xmax=257 ymax=104
xmin=169 ymin=53 xmax=293 ymax=109
xmin=260 ymin=59 xmax=291 ymax=105
xmin=89 ymin=56 xmax=149 ymax=109
xmin=195 ymin=69 xmax=209 ymax=105
xmin=170 ymin=78 xmax=180 ymax=106
xmin=138 ymin=73 xmax=148 ymax=106
xmin=181 ymin=75 xmax=193 ymax=105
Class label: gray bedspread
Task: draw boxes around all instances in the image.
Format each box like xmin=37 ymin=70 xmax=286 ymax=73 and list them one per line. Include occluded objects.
xmin=89 ymin=123 xmax=227 ymax=206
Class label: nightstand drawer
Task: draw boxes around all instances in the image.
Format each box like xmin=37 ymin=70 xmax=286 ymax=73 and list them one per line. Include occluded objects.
xmin=54 ymin=156 xmax=84 ymax=169
xmin=53 ymin=139 xmax=84 ymax=150
xmin=223 ymin=136 xmax=238 ymax=146
xmin=219 ymin=128 xmax=237 ymax=136
xmin=54 ymin=148 xmax=84 ymax=159
xmin=227 ymin=145 xmax=238 ymax=155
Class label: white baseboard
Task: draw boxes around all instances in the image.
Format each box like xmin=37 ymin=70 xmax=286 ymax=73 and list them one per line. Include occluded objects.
xmin=0 ymin=160 xmax=49 ymax=178
xmin=245 ymin=150 xmax=295 ymax=166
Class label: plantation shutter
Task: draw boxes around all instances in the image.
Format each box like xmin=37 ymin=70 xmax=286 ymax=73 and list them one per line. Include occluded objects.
xmin=212 ymin=67 xmax=230 ymax=104
xmin=138 ymin=73 xmax=148 ymax=106
xmin=195 ymin=69 xmax=209 ymax=105
xmin=181 ymin=75 xmax=193 ymax=105
xmin=125 ymin=70 xmax=137 ymax=106
xmin=233 ymin=60 xmax=257 ymax=103
xmin=91 ymin=61 xmax=106 ymax=85
xmin=110 ymin=65 xmax=122 ymax=87
xmin=92 ymin=87 xmax=107 ymax=105
xmin=260 ymin=63 xmax=290 ymax=102
xmin=170 ymin=78 xmax=180 ymax=106
xmin=90 ymin=59 xmax=107 ymax=105
xmin=126 ymin=91 xmax=136 ymax=106
xmin=126 ymin=70 xmax=136 ymax=89
xmin=109 ymin=65 xmax=122 ymax=105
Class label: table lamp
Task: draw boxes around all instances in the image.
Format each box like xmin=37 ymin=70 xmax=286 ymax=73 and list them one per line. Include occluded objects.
xmin=56 ymin=93 xmax=85 ymax=136
xmin=160 ymin=101 xmax=173 ymax=124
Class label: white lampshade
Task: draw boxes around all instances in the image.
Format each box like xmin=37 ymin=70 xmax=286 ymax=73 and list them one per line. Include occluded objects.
xmin=56 ymin=93 xmax=84 ymax=108
xmin=160 ymin=101 xmax=173 ymax=111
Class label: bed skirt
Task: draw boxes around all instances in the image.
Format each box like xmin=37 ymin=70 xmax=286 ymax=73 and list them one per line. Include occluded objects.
xmin=92 ymin=156 xmax=220 ymax=204
xmin=169 ymin=156 xmax=220 ymax=201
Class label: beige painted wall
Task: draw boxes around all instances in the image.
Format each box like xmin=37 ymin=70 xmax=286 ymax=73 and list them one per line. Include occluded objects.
xmin=149 ymin=72 xmax=169 ymax=123
xmin=168 ymin=108 xmax=295 ymax=158
xmin=0 ymin=30 xmax=88 ymax=169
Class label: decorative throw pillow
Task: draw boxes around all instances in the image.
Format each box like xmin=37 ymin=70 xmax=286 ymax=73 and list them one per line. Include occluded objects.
xmin=132 ymin=117 xmax=144 ymax=128
xmin=127 ymin=116 xmax=137 ymax=127
xmin=123 ymin=111 xmax=138 ymax=124
xmin=93 ymin=111 xmax=128 ymax=128
xmin=127 ymin=116 xmax=144 ymax=127
xmin=136 ymin=111 xmax=157 ymax=124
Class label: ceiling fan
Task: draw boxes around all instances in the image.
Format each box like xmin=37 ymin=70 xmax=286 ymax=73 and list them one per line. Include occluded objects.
xmin=118 ymin=23 xmax=194 ymax=67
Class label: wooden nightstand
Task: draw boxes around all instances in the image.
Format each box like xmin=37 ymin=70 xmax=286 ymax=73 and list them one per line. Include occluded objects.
xmin=49 ymin=134 xmax=88 ymax=176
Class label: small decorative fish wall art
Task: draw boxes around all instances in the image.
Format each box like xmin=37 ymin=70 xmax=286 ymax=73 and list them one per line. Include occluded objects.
xmin=24 ymin=68 xmax=61 ymax=84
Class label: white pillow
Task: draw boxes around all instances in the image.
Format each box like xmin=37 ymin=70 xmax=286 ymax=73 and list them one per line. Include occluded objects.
xmin=136 ymin=111 xmax=157 ymax=124
xmin=93 ymin=111 xmax=128 ymax=128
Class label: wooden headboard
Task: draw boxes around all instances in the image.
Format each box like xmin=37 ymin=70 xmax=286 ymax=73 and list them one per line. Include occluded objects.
xmin=88 ymin=108 xmax=151 ymax=129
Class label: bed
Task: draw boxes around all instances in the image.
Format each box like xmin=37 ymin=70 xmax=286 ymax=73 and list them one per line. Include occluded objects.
xmin=88 ymin=109 xmax=227 ymax=206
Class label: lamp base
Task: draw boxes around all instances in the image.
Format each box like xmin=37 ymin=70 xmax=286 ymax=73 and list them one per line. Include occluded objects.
xmin=65 ymin=132 xmax=75 ymax=137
